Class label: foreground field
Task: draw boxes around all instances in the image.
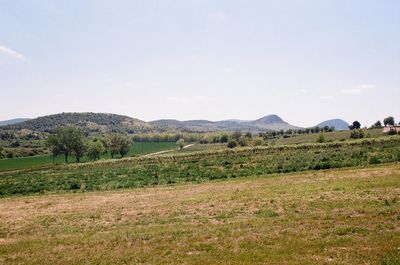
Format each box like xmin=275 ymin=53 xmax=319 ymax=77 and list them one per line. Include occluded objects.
xmin=0 ymin=164 xmax=399 ymax=264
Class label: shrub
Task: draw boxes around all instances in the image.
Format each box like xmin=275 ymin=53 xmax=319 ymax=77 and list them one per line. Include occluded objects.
xmin=176 ymin=139 xmax=185 ymax=149
xmin=350 ymin=129 xmax=365 ymax=139
xmin=10 ymin=141 xmax=20 ymax=148
xmin=227 ymin=140 xmax=237 ymax=149
xmin=252 ymin=137 xmax=264 ymax=146
xmin=219 ymin=134 xmax=229 ymax=143
xmin=316 ymin=134 xmax=325 ymax=143
xmin=238 ymin=136 xmax=248 ymax=147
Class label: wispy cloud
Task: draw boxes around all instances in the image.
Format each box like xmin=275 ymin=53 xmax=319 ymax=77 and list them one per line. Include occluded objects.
xmin=0 ymin=45 xmax=25 ymax=60
xmin=299 ymin=89 xmax=308 ymax=93
xmin=320 ymin=95 xmax=334 ymax=100
xmin=342 ymin=84 xmax=374 ymax=95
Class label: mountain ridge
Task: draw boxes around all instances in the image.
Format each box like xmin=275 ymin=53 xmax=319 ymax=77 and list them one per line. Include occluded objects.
xmin=150 ymin=114 xmax=299 ymax=132
xmin=1 ymin=112 xmax=349 ymax=133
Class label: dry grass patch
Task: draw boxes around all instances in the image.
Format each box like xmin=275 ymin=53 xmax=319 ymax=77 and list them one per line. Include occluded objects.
xmin=0 ymin=164 xmax=399 ymax=264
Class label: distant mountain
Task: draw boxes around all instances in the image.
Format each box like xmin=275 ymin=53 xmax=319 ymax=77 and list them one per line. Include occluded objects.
xmin=243 ymin=114 xmax=299 ymax=131
xmin=151 ymin=114 xmax=300 ymax=132
xmin=317 ymin=119 xmax=349 ymax=131
xmin=0 ymin=118 xmax=30 ymax=126
xmin=1 ymin=113 xmax=153 ymax=133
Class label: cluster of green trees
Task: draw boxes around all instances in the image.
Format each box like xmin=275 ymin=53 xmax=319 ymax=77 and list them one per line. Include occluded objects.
xmin=226 ymin=132 xmax=265 ymax=149
xmin=259 ymin=126 xmax=335 ymax=140
xmin=350 ymin=116 xmax=398 ymax=130
xmin=46 ymin=126 xmax=132 ymax=163
xmin=132 ymin=132 xmax=230 ymax=144
xmin=371 ymin=116 xmax=396 ymax=128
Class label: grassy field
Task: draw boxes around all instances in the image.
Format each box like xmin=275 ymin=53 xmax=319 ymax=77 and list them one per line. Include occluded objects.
xmin=1 ymin=136 xmax=399 ymax=197
xmin=0 ymin=142 xmax=176 ymax=171
xmin=0 ymin=164 xmax=399 ymax=264
xmin=273 ymin=128 xmax=384 ymax=146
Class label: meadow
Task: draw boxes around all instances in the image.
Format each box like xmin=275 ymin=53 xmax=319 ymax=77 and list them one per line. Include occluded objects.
xmin=0 ymin=164 xmax=399 ymax=264
xmin=0 ymin=142 xmax=176 ymax=171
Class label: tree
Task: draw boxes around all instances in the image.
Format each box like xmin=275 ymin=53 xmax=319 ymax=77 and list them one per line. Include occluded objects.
xmin=108 ymin=134 xmax=132 ymax=158
xmin=71 ymin=128 xmax=86 ymax=163
xmin=176 ymin=139 xmax=185 ymax=149
xmin=227 ymin=140 xmax=237 ymax=149
xmin=46 ymin=134 xmax=62 ymax=164
xmin=46 ymin=126 xmax=85 ymax=163
xmin=119 ymin=137 xmax=131 ymax=157
xmin=383 ymin=116 xmax=395 ymax=126
xmin=350 ymin=121 xmax=361 ymax=130
xmin=87 ymin=139 xmax=105 ymax=161
xmin=372 ymin=120 xmax=382 ymax=128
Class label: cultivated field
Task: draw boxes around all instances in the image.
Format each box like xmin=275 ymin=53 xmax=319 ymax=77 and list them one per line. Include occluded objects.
xmin=273 ymin=128 xmax=384 ymax=146
xmin=0 ymin=142 xmax=177 ymax=171
xmin=1 ymin=136 xmax=399 ymax=197
xmin=0 ymin=164 xmax=399 ymax=264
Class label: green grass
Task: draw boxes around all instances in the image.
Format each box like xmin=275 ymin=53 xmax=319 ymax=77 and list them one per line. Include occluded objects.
xmin=0 ymin=142 xmax=176 ymax=171
xmin=273 ymin=128 xmax=384 ymax=146
xmin=0 ymin=164 xmax=399 ymax=264
xmin=1 ymin=136 xmax=399 ymax=197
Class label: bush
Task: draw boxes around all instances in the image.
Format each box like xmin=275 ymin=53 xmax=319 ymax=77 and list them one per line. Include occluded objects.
xmin=316 ymin=134 xmax=325 ymax=143
xmin=252 ymin=137 xmax=264 ymax=146
xmin=227 ymin=140 xmax=237 ymax=149
xmin=176 ymin=139 xmax=185 ymax=149
xmin=10 ymin=141 xmax=20 ymax=148
xmin=350 ymin=129 xmax=365 ymax=139
xmin=238 ymin=136 xmax=248 ymax=147
xmin=219 ymin=134 xmax=229 ymax=143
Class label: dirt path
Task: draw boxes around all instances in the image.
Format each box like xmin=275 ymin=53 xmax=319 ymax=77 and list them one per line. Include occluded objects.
xmin=142 ymin=143 xmax=195 ymax=157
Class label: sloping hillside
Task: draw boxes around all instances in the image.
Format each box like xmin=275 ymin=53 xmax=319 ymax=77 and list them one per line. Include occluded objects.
xmin=1 ymin=112 xmax=154 ymax=133
xmin=0 ymin=118 xmax=30 ymax=126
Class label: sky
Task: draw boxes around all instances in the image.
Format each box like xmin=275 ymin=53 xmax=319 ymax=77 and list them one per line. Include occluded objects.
xmin=0 ymin=0 xmax=399 ymax=127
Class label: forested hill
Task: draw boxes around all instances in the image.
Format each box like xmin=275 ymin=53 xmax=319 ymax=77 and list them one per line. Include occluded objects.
xmin=1 ymin=112 xmax=154 ymax=134
xmin=1 ymin=112 xmax=350 ymax=134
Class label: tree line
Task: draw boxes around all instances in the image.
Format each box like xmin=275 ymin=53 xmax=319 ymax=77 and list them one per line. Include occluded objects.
xmin=46 ymin=126 xmax=132 ymax=163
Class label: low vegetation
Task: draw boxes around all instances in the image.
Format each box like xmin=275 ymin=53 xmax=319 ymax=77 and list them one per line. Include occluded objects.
xmin=1 ymin=136 xmax=399 ymax=197
xmin=0 ymin=164 xmax=399 ymax=264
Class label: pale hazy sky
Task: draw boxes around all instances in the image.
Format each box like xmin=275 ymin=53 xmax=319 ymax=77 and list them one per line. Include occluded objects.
xmin=0 ymin=0 xmax=399 ymax=127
